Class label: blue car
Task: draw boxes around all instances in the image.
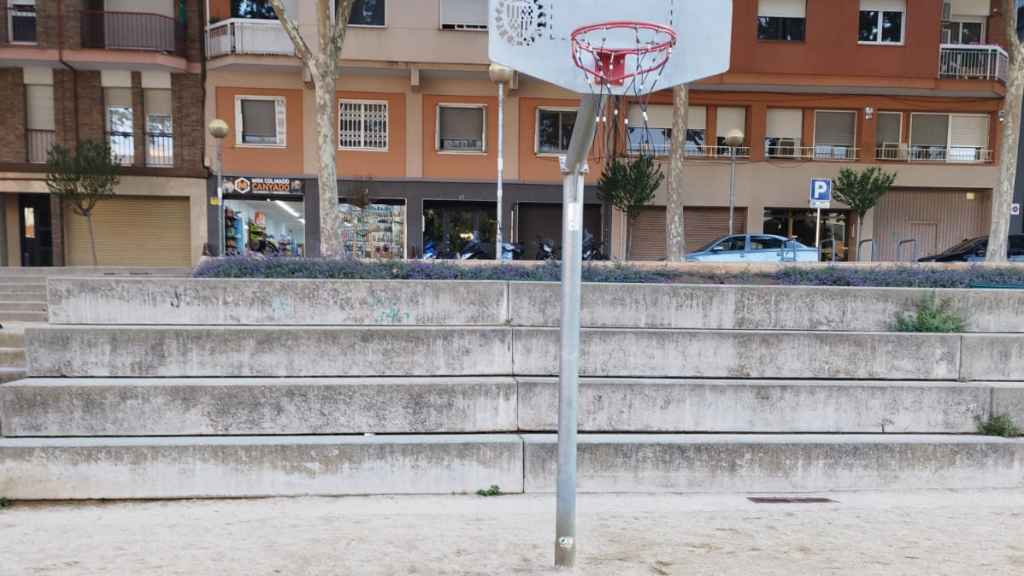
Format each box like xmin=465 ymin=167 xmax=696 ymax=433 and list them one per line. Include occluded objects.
xmin=686 ymin=234 xmax=819 ymax=263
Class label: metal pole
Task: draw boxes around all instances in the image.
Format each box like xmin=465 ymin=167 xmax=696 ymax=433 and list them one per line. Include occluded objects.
xmin=217 ymin=139 xmax=225 ymax=256
xmin=496 ymin=81 xmax=505 ymax=259
xmin=555 ymin=93 xmax=603 ymax=569
xmin=815 ymin=207 xmax=822 ymax=256
xmin=728 ymin=147 xmax=736 ymax=235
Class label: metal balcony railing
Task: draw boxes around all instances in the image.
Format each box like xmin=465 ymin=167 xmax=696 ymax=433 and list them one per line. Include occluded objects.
xmin=939 ymin=44 xmax=1009 ymax=83
xmin=206 ymin=18 xmax=295 ymax=58
xmin=876 ymin=145 xmax=992 ymax=163
xmin=2 ymin=2 xmax=38 ymax=44
xmin=107 ymin=131 xmax=134 ymax=166
xmin=685 ymin=145 xmax=752 ymax=159
xmin=765 ymin=144 xmax=859 ymax=162
xmin=145 ymin=132 xmax=174 ymax=167
xmin=26 ymin=129 xmax=55 ymax=164
xmin=81 ymin=10 xmax=182 ymax=53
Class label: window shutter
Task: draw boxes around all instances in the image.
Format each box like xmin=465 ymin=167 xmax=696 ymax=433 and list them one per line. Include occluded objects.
xmin=860 ymin=0 xmax=906 ymax=12
xmin=910 ymin=114 xmax=950 ymax=146
xmin=25 ymin=85 xmax=54 ymax=131
xmin=876 ymin=112 xmax=901 ymax=145
xmin=275 ymin=97 xmax=287 ymax=145
xmin=948 ymin=0 xmax=989 ymax=17
xmin=688 ymin=106 xmax=707 ymax=130
xmin=758 ymin=0 xmax=806 ymax=18
xmin=440 ymin=107 xmax=484 ymax=141
xmin=441 ymin=0 xmax=488 ymax=28
xmin=949 ymin=115 xmax=988 ymax=148
xmin=716 ymin=107 xmax=746 ymax=138
xmin=627 ymin=104 xmax=674 ymax=129
xmin=766 ymin=109 xmax=802 ymax=139
xmin=145 ymin=89 xmax=172 ymax=116
xmin=814 ymin=111 xmax=856 ymax=146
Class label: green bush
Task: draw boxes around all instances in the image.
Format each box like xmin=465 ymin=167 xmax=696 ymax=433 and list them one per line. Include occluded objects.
xmin=0 ymin=498 xmax=10 ymax=509
xmin=894 ymin=293 xmax=966 ymax=333
xmin=476 ymin=485 xmax=503 ymax=497
xmin=976 ymin=415 xmax=1021 ymax=438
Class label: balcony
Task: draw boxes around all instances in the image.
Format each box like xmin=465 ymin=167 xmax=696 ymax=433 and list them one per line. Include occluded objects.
xmin=765 ymin=143 xmax=859 ymax=162
xmin=146 ymin=132 xmax=174 ymax=167
xmin=685 ymin=145 xmax=752 ymax=159
xmin=939 ymin=44 xmax=1008 ymax=83
xmin=80 ymin=10 xmax=183 ymax=53
xmin=875 ymin=145 xmax=992 ymax=164
xmin=207 ymin=18 xmax=294 ymax=58
xmin=26 ymin=129 xmax=54 ymax=164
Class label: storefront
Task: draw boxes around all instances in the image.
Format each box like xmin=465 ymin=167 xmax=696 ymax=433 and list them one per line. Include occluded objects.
xmin=763 ymin=208 xmax=851 ymax=261
xmin=221 ymin=176 xmax=306 ymax=257
xmin=339 ymin=199 xmax=407 ymax=259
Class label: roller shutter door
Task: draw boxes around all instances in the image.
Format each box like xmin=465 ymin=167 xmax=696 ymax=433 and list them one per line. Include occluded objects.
xmin=873 ymin=190 xmax=990 ymax=261
xmin=628 ymin=207 xmax=747 ymax=260
xmin=516 ymin=203 xmax=603 ymax=258
xmin=65 ymin=196 xmax=191 ymax=266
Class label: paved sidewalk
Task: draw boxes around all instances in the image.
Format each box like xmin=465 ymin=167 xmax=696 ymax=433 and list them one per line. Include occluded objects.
xmin=1 ymin=490 xmax=1022 ymax=575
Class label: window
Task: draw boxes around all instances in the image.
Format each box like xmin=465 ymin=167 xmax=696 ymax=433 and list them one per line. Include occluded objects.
xmin=25 ymin=82 xmax=54 ymax=164
xmin=236 ymin=96 xmax=287 ymax=147
xmin=339 ymin=100 xmax=389 ymax=151
xmin=349 ymin=0 xmax=385 ymax=27
xmin=8 ymin=0 xmax=36 ymax=44
xmin=438 ymin=105 xmax=485 ymax=153
xmin=716 ymin=107 xmax=747 ymax=149
xmin=942 ymin=20 xmax=985 ymax=44
xmin=145 ymin=89 xmax=173 ymax=167
xmin=813 ymin=110 xmax=857 ymax=160
xmin=875 ymin=111 xmax=903 ymax=159
xmin=859 ymin=0 xmax=905 ymax=44
xmin=765 ymin=108 xmax=803 ymax=158
xmin=758 ymin=0 xmax=805 ymax=41
xmin=716 ymin=236 xmax=747 ymax=252
xmin=105 ymin=88 xmax=134 ymax=166
xmin=536 ymin=108 xmax=577 ymax=155
xmin=750 ymin=236 xmax=785 ymax=251
xmin=232 ymin=0 xmax=276 ymax=19
xmin=626 ymin=104 xmax=672 ymax=155
xmin=911 ymin=113 xmax=989 ymax=162
xmin=441 ymin=0 xmax=487 ymax=30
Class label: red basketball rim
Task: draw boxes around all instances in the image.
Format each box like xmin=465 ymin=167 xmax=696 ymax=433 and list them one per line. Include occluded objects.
xmin=571 ymin=21 xmax=677 ymax=86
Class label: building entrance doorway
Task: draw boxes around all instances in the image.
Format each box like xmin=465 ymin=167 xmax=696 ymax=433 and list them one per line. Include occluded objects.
xmin=18 ymin=194 xmax=53 ymax=267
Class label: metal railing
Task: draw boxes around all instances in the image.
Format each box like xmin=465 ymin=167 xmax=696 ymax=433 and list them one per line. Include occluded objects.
xmin=206 ymin=18 xmax=295 ymax=58
xmin=876 ymin=145 xmax=992 ymax=163
xmin=81 ymin=10 xmax=182 ymax=53
xmin=685 ymin=145 xmax=752 ymax=159
xmin=2 ymin=2 xmax=38 ymax=44
xmin=939 ymin=44 xmax=1009 ymax=83
xmin=764 ymin=144 xmax=859 ymax=162
xmin=145 ymin=132 xmax=174 ymax=167
xmin=26 ymin=129 xmax=55 ymax=164
xmin=107 ymin=131 xmax=134 ymax=166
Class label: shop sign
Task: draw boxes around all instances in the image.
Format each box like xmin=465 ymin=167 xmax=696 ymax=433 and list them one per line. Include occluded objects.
xmin=231 ymin=177 xmax=304 ymax=195
xmin=1013 ymin=203 xmax=1021 ymax=217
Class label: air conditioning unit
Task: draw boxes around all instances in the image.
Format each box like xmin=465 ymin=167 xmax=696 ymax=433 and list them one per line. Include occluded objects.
xmin=942 ymin=1 xmax=952 ymax=21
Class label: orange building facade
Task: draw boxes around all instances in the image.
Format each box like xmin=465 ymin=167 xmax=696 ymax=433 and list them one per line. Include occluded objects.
xmin=205 ymin=0 xmax=1008 ymax=261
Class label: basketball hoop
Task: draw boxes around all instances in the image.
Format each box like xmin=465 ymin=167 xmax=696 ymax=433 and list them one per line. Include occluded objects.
xmin=571 ymin=21 xmax=677 ymax=87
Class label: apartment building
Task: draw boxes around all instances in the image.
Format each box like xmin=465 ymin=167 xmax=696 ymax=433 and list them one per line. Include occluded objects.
xmin=0 ymin=0 xmax=206 ymax=267
xmin=205 ymin=0 xmax=1009 ymax=261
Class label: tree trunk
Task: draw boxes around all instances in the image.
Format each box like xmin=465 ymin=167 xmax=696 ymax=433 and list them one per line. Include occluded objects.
xmin=989 ymin=2 xmax=1024 ymax=263
xmin=313 ymin=73 xmax=344 ymax=257
xmin=86 ymin=212 xmax=98 ymax=266
xmin=666 ymin=85 xmax=688 ymax=261
xmin=625 ymin=214 xmax=634 ymax=260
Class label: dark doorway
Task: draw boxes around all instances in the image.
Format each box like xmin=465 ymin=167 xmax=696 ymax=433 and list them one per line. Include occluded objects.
xmin=19 ymin=194 xmax=53 ymax=267
xmin=515 ymin=202 xmax=603 ymax=259
xmin=423 ymin=200 xmax=497 ymax=256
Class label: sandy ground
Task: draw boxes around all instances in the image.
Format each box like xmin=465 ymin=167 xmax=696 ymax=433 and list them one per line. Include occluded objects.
xmin=1 ymin=490 xmax=1022 ymax=576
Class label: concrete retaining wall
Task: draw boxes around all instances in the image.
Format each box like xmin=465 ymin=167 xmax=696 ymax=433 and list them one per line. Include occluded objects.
xmin=961 ymin=335 xmax=1024 ymax=381
xmin=25 ymin=326 xmax=513 ymax=377
xmin=516 ymin=378 xmax=992 ymax=433
xmin=46 ymin=278 xmax=1024 ymax=333
xmin=513 ymin=329 xmax=961 ymax=380
xmin=523 ymin=435 xmax=1024 ymax=493
xmin=47 ymin=278 xmax=508 ymax=326
xmin=0 ymin=435 xmax=524 ymax=500
xmin=0 ymin=377 xmax=518 ymax=437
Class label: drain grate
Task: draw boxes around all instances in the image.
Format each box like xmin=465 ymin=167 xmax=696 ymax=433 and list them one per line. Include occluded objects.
xmin=748 ymin=497 xmax=837 ymax=504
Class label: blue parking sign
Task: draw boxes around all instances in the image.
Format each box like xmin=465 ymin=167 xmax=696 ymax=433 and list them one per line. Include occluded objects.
xmin=810 ymin=179 xmax=832 ymax=208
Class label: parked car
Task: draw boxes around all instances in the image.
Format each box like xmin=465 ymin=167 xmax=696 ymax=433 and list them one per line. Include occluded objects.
xmin=918 ymin=235 xmax=1024 ymax=262
xmin=686 ymin=234 xmax=819 ymax=263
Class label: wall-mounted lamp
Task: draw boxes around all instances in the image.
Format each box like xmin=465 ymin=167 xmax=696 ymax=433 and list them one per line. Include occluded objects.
xmin=864 ymin=106 xmax=875 ymax=120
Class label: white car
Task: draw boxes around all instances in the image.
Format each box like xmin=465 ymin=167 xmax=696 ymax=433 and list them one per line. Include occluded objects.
xmin=686 ymin=234 xmax=820 ymax=263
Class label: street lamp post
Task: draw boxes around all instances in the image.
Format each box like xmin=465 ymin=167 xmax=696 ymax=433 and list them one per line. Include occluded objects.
xmin=208 ymin=119 xmax=230 ymax=256
xmin=724 ymin=129 xmax=745 ymax=235
xmin=489 ymin=64 xmax=514 ymax=259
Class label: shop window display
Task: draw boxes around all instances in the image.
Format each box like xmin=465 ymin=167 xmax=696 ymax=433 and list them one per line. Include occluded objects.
xmin=763 ymin=207 xmax=850 ymax=261
xmin=339 ymin=201 xmax=407 ymax=259
xmin=224 ymin=198 xmax=305 ymax=257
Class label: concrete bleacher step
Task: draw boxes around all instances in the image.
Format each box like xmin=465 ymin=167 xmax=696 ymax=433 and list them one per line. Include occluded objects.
xmin=0 ymin=311 xmax=47 ymax=323
xmin=0 ymin=292 xmax=48 ymax=302
xmin=0 ymin=368 xmax=26 ymax=384
xmin=2 ymin=377 xmax=1021 ymax=437
xmin=0 ymin=348 xmax=26 ymax=366
xmin=0 ymin=326 xmax=26 ymax=348
xmin=0 ymin=302 xmax=47 ymax=313
xmin=0 ymin=434 xmax=1020 ymax=500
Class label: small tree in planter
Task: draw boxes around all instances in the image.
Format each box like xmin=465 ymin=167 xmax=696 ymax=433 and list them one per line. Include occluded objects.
xmin=832 ymin=166 xmax=897 ymax=257
xmin=46 ymin=140 xmax=120 ymax=265
xmin=598 ymin=154 xmax=664 ymax=259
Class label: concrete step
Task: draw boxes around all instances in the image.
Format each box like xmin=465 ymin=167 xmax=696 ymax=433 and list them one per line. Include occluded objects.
xmin=0 ymin=435 xmax=525 ymax=500
xmin=0 ymin=368 xmax=26 ymax=384
xmin=2 ymin=377 xmax=1020 ymax=437
xmin=0 ymin=302 xmax=47 ymax=313
xmin=0 ymin=347 xmax=25 ymax=366
xmin=522 ymin=434 xmax=1024 ymax=494
xmin=0 ymin=311 xmax=47 ymax=323
xmin=0 ymin=292 xmax=48 ymax=302
xmin=0 ymin=434 xmax=1019 ymax=500
xmin=0 ymin=377 xmax=519 ymax=437
xmin=0 ymin=326 xmax=25 ymax=348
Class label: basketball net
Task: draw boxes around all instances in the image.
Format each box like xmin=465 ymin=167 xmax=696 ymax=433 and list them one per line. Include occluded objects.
xmin=571 ymin=22 xmax=677 ymax=163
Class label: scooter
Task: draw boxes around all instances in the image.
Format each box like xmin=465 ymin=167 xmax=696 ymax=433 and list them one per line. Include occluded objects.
xmin=536 ymin=237 xmax=559 ymax=261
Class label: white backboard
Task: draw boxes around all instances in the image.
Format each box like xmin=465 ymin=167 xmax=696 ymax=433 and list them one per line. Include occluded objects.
xmin=488 ymin=0 xmax=733 ymax=96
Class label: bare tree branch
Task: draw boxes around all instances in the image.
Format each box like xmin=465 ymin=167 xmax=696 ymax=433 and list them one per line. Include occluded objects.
xmin=330 ymin=0 xmax=357 ymax=60
xmin=269 ymin=0 xmax=314 ymax=69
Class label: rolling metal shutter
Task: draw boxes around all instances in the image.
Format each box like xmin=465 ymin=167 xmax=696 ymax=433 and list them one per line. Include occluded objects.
xmin=628 ymin=207 xmax=748 ymax=260
xmin=65 ymin=196 xmax=191 ymax=266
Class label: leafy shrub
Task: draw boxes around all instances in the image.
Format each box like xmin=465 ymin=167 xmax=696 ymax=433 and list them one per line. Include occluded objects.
xmin=977 ymin=415 xmax=1021 ymax=438
xmin=476 ymin=485 xmax=503 ymax=497
xmin=894 ymin=293 xmax=967 ymax=333
xmin=775 ymin=266 xmax=1024 ymax=289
